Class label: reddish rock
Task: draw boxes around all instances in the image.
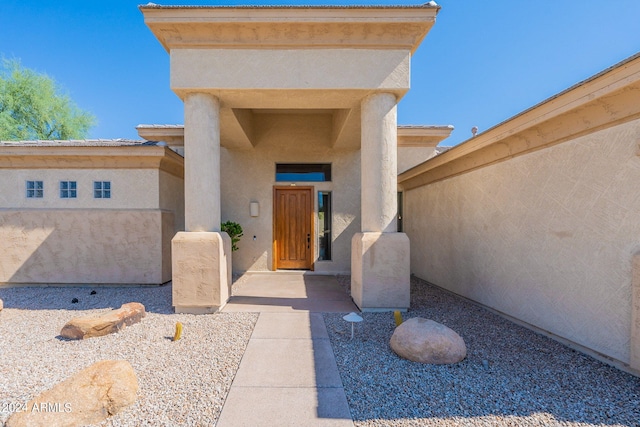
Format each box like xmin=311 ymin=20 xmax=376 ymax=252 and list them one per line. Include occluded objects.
xmin=390 ymin=317 xmax=467 ymax=364
xmin=6 ymin=360 xmax=138 ymax=427
xmin=60 ymin=302 xmax=146 ymax=340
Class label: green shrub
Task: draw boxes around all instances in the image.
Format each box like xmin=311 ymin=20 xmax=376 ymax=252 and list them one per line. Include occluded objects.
xmin=221 ymin=221 xmax=243 ymax=251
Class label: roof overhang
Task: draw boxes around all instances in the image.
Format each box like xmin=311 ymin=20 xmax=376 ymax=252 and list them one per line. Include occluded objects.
xmin=136 ymin=122 xmax=454 ymax=150
xmin=0 ymin=144 xmax=184 ymax=178
xmin=397 ymin=125 xmax=454 ymax=147
xmin=139 ymin=4 xmax=440 ymax=53
xmin=399 ymin=52 xmax=640 ymax=190
xmin=136 ymin=125 xmax=185 ymax=146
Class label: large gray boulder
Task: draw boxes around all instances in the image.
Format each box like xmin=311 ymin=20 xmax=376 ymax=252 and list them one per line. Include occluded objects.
xmin=6 ymin=360 xmax=138 ymax=427
xmin=390 ymin=317 xmax=467 ymax=364
xmin=60 ymin=302 xmax=146 ymax=340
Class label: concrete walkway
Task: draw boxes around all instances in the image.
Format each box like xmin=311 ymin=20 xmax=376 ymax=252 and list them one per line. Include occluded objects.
xmin=218 ymin=273 xmax=356 ymax=427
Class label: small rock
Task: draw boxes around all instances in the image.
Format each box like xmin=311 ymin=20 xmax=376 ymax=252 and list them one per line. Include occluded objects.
xmin=482 ymin=359 xmax=489 ymax=369
xmin=0 ymin=298 xmax=3 ymax=311
xmin=90 ymin=290 xmax=97 ymax=295
xmin=71 ymin=298 xmax=79 ymax=304
xmin=60 ymin=302 xmax=146 ymax=340
xmin=390 ymin=317 xmax=467 ymax=364
xmin=6 ymin=360 xmax=138 ymax=427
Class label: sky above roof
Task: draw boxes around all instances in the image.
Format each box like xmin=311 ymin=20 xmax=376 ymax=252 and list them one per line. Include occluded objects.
xmin=2 ymin=0 xmax=639 ymax=146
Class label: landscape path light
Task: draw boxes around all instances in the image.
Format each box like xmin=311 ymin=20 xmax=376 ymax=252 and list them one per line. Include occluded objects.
xmin=343 ymin=312 xmax=363 ymax=340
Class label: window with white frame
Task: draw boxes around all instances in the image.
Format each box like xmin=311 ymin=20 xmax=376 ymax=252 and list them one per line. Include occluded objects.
xmin=59 ymin=181 xmax=77 ymax=198
xmin=93 ymin=181 xmax=111 ymax=199
xmin=26 ymin=181 xmax=44 ymax=198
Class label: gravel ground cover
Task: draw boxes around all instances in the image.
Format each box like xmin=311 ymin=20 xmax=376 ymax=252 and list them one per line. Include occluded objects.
xmin=327 ymin=276 xmax=640 ymax=427
xmin=0 ymin=284 xmax=257 ymax=426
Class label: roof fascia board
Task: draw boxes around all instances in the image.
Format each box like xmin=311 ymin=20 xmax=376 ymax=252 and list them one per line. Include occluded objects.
xmin=141 ymin=6 xmax=438 ymax=53
xmin=0 ymin=146 xmax=184 ymax=178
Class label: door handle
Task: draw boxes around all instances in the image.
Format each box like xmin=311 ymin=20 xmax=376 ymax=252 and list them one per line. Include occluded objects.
xmin=307 ymin=233 xmax=311 ymax=249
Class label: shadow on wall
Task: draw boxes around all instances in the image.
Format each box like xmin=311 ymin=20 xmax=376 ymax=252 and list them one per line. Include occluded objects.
xmin=0 ymin=210 xmax=170 ymax=288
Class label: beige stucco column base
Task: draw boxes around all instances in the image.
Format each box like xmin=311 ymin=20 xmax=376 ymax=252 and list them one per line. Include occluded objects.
xmin=171 ymin=231 xmax=232 ymax=314
xmin=351 ymin=232 xmax=410 ymax=312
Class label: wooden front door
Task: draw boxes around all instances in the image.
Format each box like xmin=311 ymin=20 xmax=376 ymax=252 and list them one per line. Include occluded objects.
xmin=273 ymin=187 xmax=314 ymax=270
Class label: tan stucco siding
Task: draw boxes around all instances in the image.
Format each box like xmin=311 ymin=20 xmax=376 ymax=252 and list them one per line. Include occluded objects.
xmin=398 ymin=146 xmax=438 ymax=174
xmin=159 ymin=170 xmax=185 ymax=233
xmin=0 ymin=209 xmax=170 ymax=284
xmin=221 ymin=113 xmax=360 ymax=273
xmin=171 ymin=49 xmax=411 ymax=105
xmin=0 ymin=169 xmax=158 ymax=210
xmin=404 ymin=118 xmax=640 ymax=364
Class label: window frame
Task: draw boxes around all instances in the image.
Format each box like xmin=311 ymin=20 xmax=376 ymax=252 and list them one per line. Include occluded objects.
xmin=59 ymin=180 xmax=77 ymax=199
xmin=26 ymin=180 xmax=44 ymax=199
xmin=93 ymin=181 xmax=111 ymax=199
xmin=317 ymin=191 xmax=332 ymax=261
xmin=275 ymin=163 xmax=332 ymax=182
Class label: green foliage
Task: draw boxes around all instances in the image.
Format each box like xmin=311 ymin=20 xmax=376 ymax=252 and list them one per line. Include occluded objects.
xmin=0 ymin=58 xmax=96 ymax=140
xmin=221 ymin=221 xmax=244 ymax=252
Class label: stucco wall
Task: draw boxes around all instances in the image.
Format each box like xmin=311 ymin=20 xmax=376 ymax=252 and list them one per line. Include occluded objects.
xmin=404 ymin=118 xmax=640 ymax=364
xmin=398 ymin=146 xmax=438 ymax=174
xmin=0 ymin=160 xmax=184 ymax=285
xmin=221 ymin=112 xmax=360 ymax=273
xmin=0 ymin=169 xmax=158 ymax=209
xmin=159 ymin=170 xmax=185 ymax=233
xmin=0 ymin=209 xmax=170 ymax=284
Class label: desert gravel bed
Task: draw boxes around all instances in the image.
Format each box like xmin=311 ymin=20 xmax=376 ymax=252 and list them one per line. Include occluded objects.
xmin=0 ymin=284 xmax=257 ymax=426
xmin=326 ymin=276 xmax=640 ymax=427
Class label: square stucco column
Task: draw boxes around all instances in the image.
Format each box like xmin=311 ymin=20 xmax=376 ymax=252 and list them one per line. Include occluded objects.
xmin=352 ymin=92 xmax=410 ymax=311
xmin=172 ymin=93 xmax=231 ymax=314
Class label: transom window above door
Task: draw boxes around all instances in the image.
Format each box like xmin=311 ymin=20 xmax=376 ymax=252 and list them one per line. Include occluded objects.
xmin=275 ymin=163 xmax=331 ymax=182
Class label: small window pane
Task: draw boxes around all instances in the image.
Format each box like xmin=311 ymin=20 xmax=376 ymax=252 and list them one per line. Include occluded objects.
xmin=318 ymin=192 xmax=332 ymax=261
xmin=397 ymin=192 xmax=403 ymax=232
xmin=94 ymin=181 xmax=111 ymax=199
xmin=276 ymin=164 xmax=331 ymax=182
xmin=60 ymin=181 xmax=77 ymax=198
xmin=26 ymin=181 xmax=43 ymax=198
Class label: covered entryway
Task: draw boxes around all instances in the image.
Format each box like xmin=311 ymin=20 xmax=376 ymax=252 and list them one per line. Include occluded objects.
xmin=273 ymin=187 xmax=313 ymax=270
xmin=140 ymin=3 xmax=440 ymax=313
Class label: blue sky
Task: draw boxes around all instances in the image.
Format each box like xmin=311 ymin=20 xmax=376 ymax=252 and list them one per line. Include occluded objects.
xmin=2 ymin=0 xmax=639 ymax=146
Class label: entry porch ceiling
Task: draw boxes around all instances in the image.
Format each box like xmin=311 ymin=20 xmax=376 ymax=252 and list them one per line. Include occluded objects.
xmin=137 ymin=115 xmax=454 ymax=151
xmin=137 ymin=107 xmax=359 ymax=149
xmin=221 ymin=107 xmax=360 ymax=150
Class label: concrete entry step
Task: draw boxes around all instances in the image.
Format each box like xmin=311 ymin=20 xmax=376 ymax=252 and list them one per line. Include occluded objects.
xmin=222 ymin=272 xmax=358 ymax=313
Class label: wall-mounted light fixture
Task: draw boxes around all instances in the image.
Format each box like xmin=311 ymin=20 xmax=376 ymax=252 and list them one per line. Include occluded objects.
xmin=250 ymin=201 xmax=259 ymax=217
